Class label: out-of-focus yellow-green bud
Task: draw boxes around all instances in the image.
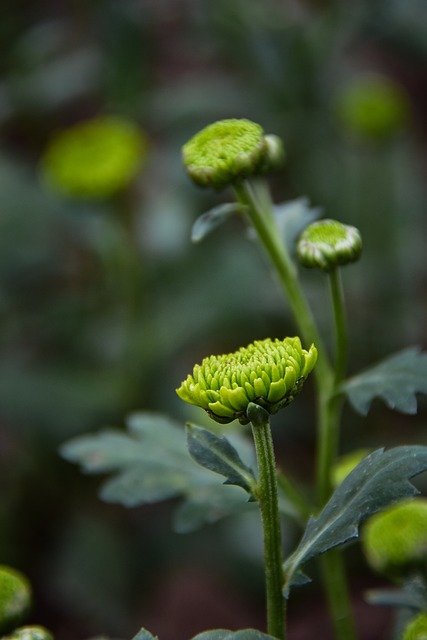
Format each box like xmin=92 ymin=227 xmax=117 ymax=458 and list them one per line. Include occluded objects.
xmin=182 ymin=119 xmax=283 ymax=190
xmin=297 ymin=219 xmax=362 ymax=272
xmin=176 ymin=337 xmax=317 ymax=425
xmin=332 ymin=449 xmax=371 ymax=488
xmin=4 ymin=626 xmax=54 ymax=640
xmin=41 ymin=116 xmax=147 ymax=199
xmin=0 ymin=566 xmax=32 ymax=633
xmin=336 ymin=75 xmax=409 ymax=140
xmin=362 ymin=499 xmax=427 ymax=579
xmin=402 ymin=613 xmax=427 ymax=640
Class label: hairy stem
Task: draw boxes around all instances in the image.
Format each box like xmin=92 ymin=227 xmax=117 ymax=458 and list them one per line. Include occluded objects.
xmin=251 ymin=414 xmax=286 ymax=639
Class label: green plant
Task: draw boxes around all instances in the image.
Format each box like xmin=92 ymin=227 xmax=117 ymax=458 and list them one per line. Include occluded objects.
xmin=62 ymin=118 xmax=427 ymax=640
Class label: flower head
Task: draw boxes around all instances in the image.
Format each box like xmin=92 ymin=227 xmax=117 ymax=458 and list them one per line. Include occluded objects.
xmin=403 ymin=613 xmax=427 ymax=640
xmin=336 ymin=75 xmax=409 ymax=141
xmin=297 ymin=219 xmax=362 ymax=272
xmin=176 ymin=337 xmax=317 ymax=425
xmin=362 ymin=499 xmax=427 ymax=579
xmin=41 ymin=116 xmax=147 ymax=199
xmin=182 ymin=119 xmax=284 ymax=189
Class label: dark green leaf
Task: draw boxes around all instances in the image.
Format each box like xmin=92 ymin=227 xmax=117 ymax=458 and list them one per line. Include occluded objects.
xmin=61 ymin=412 xmax=255 ymax=531
xmin=273 ymin=197 xmax=322 ymax=252
xmin=186 ymin=424 xmax=257 ymax=495
xmin=283 ymin=446 xmax=427 ymax=596
xmin=341 ymin=347 xmax=427 ymax=415
xmin=192 ymin=631 xmax=276 ymax=640
xmin=191 ymin=204 xmax=247 ymax=243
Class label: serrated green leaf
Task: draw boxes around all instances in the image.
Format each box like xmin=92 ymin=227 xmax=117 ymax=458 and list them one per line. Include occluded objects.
xmin=341 ymin=347 xmax=427 ymax=415
xmin=273 ymin=197 xmax=322 ymax=252
xmin=61 ymin=412 xmax=256 ymax=531
xmin=283 ymin=446 xmax=427 ymax=596
xmin=191 ymin=203 xmax=247 ymax=243
xmin=131 ymin=629 xmax=159 ymax=640
xmin=192 ymin=631 xmax=276 ymax=640
xmin=186 ymin=424 xmax=257 ymax=495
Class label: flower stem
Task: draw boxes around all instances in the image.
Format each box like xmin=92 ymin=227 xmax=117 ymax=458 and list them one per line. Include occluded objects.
xmin=234 ymin=179 xmax=357 ymax=640
xmin=251 ymin=412 xmax=286 ymax=639
xmin=329 ymin=267 xmax=348 ymax=386
xmin=233 ymin=180 xmax=332 ymax=387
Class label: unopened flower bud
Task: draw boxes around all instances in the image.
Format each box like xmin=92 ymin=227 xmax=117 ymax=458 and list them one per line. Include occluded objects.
xmin=182 ymin=119 xmax=283 ymax=190
xmin=362 ymin=499 xmax=427 ymax=579
xmin=261 ymin=134 xmax=286 ymax=173
xmin=176 ymin=337 xmax=317 ymax=425
xmin=336 ymin=75 xmax=409 ymax=141
xmin=297 ymin=219 xmax=362 ymax=272
xmin=41 ymin=116 xmax=147 ymax=199
xmin=403 ymin=613 xmax=427 ymax=640
xmin=0 ymin=566 xmax=32 ymax=633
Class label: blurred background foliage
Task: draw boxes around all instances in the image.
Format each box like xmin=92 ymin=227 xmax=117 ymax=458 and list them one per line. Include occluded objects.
xmin=1 ymin=1 xmax=427 ymax=639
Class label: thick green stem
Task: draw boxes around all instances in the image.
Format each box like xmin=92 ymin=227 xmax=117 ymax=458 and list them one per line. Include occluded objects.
xmin=251 ymin=415 xmax=286 ymax=640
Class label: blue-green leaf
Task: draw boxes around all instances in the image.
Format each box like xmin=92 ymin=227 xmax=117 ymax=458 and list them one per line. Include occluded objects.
xmin=131 ymin=629 xmax=159 ymax=640
xmin=191 ymin=203 xmax=247 ymax=243
xmin=192 ymin=631 xmax=276 ymax=640
xmin=61 ymin=412 xmax=255 ymax=531
xmin=341 ymin=347 xmax=427 ymax=415
xmin=273 ymin=197 xmax=322 ymax=252
xmin=283 ymin=446 xmax=427 ymax=596
xmin=186 ymin=424 xmax=257 ymax=495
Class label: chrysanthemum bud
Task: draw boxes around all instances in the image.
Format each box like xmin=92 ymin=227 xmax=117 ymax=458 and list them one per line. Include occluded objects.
xmin=362 ymin=499 xmax=427 ymax=579
xmin=176 ymin=337 xmax=317 ymax=425
xmin=5 ymin=626 xmax=54 ymax=640
xmin=41 ymin=116 xmax=147 ymax=199
xmin=402 ymin=613 xmax=427 ymax=640
xmin=0 ymin=566 xmax=32 ymax=633
xmin=336 ymin=75 xmax=409 ymax=141
xmin=182 ymin=119 xmax=282 ymax=190
xmin=297 ymin=219 xmax=362 ymax=272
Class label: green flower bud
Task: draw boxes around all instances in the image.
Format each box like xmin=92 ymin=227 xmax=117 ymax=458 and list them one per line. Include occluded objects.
xmin=4 ymin=626 xmax=54 ymax=640
xmin=403 ymin=613 xmax=427 ymax=640
xmin=261 ymin=134 xmax=286 ymax=173
xmin=297 ymin=219 xmax=362 ymax=272
xmin=336 ymin=75 xmax=409 ymax=141
xmin=362 ymin=499 xmax=427 ymax=579
xmin=41 ymin=116 xmax=147 ymax=199
xmin=182 ymin=119 xmax=280 ymax=189
xmin=176 ymin=337 xmax=317 ymax=425
xmin=0 ymin=566 xmax=32 ymax=633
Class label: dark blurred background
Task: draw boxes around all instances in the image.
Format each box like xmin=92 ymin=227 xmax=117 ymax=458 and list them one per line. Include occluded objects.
xmin=1 ymin=1 xmax=427 ymax=639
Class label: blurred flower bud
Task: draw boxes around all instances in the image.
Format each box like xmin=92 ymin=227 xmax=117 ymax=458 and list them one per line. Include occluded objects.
xmin=0 ymin=566 xmax=32 ymax=633
xmin=332 ymin=449 xmax=371 ymax=488
xmin=261 ymin=134 xmax=286 ymax=173
xmin=297 ymin=219 xmax=362 ymax=272
xmin=182 ymin=119 xmax=283 ymax=189
xmin=362 ymin=499 xmax=427 ymax=579
xmin=176 ymin=337 xmax=317 ymax=425
xmin=5 ymin=626 xmax=54 ymax=640
xmin=403 ymin=613 xmax=427 ymax=640
xmin=41 ymin=116 xmax=147 ymax=199
xmin=336 ymin=75 xmax=409 ymax=141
